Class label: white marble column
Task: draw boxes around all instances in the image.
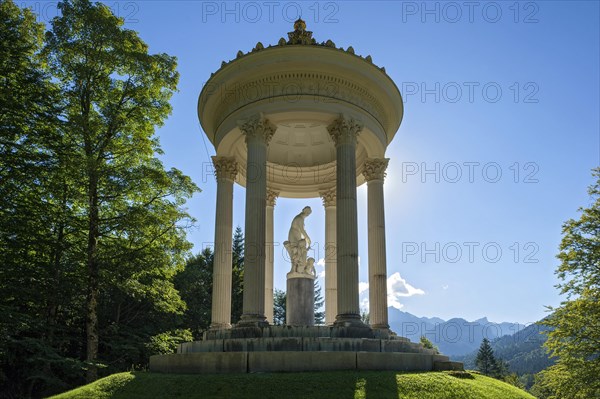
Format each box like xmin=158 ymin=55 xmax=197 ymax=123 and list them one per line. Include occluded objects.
xmin=363 ymin=158 xmax=390 ymax=329
xmin=320 ymin=188 xmax=337 ymax=326
xmin=238 ymin=114 xmax=275 ymax=326
xmin=264 ymin=189 xmax=278 ymax=324
xmin=327 ymin=115 xmax=364 ymax=326
xmin=210 ymin=156 xmax=238 ymax=329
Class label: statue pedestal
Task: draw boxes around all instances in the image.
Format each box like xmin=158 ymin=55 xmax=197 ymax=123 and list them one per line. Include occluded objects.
xmin=286 ymin=275 xmax=315 ymax=326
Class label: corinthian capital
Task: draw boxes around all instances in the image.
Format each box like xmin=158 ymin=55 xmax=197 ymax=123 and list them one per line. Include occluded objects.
xmin=266 ymin=189 xmax=279 ymax=207
xmin=363 ymin=158 xmax=389 ymax=181
xmin=327 ymin=114 xmax=363 ymax=146
xmin=320 ymin=187 xmax=336 ymax=207
xmin=212 ymin=156 xmax=238 ymax=181
xmin=238 ymin=113 xmax=277 ymax=145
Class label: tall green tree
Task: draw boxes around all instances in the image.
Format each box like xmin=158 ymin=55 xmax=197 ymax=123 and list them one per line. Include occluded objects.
xmin=540 ymin=168 xmax=600 ymax=398
xmin=476 ymin=338 xmax=497 ymax=376
xmin=174 ymin=249 xmax=214 ymax=339
xmin=271 ymin=281 xmax=325 ymax=326
xmin=231 ymin=226 xmax=244 ymax=323
xmin=0 ymin=1 xmax=81 ymax=396
xmin=314 ymin=281 xmax=325 ymax=325
xmin=43 ymin=0 xmax=197 ymax=381
xmin=0 ymin=0 xmax=197 ymax=395
xmin=273 ymin=289 xmax=287 ymax=326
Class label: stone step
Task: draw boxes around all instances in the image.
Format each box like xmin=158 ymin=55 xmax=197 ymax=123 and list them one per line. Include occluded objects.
xmin=433 ymin=361 xmax=465 ymax=371
xmin=179 ymin=337 xmax=436 ymax=355
xmin=202 ymin=325 xmax=395 ymax=340
xmin=151 ymin=351 xmax=457 ymax=374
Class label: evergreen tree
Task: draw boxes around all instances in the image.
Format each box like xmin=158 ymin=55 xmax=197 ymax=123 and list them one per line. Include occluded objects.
xmin=1 ymin=0 xmax=198 ymax=395
xmin=361 ymin=311 xmax=370 ymax=324
xmin=174 ymin=249 xmax=214 ymax=339
xmin=540 ymin=168 xmax=600 ymax=398
xmin=314 ymin=280 xmax=325 ymax=325
xmin=503 ymin=373 xmax=525 ymax=390
xmin=0 ymin=2 xmax=76 ymax=396
xmin=493 ymin=358 xmax=509 ymax=379
xmin=476 ymin=338 xmax=497 ymax=376
xmin=273 ymin=289 xmax=286 ymax=325
xmin=231 ymin=226 xmax=244 ymax=323
xmin=272 ymin=284 xmax=326 ymax=326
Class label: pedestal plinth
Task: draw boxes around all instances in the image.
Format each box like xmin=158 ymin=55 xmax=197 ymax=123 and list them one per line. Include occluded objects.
xmin=286 ymin=275 xmax=314 ymax=326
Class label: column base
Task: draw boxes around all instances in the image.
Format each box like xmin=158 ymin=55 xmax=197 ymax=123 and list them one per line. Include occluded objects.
xmin=237 ymin=314 xmax=269 ymax=328
xmin=370 ymin=324 xmax=390 ymax=330
xmin=332 ymin=314 xmax=373 ymax=338
xmin=334 ymin=313 xmax=368 ymax=328
xmin=209 ymin=322 xmax=232 ymax=330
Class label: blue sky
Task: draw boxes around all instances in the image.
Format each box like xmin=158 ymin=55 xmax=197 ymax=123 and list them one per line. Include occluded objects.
xmin=28 ymin=1 xmax=600 ymax=325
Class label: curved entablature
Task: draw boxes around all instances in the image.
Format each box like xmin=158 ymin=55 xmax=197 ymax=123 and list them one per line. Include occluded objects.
xmin=198 ymin=20 xmax=403 ymax=199
xmin=199 ymin=47 xmax=402 ymax=146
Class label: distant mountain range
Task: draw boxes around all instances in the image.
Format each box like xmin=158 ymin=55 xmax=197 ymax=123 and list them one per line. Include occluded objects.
xmin=388 ymin=309 xmax=555 ymax=376
xmin=454 ymin=321 xmax=555 ymax=375
xmin=388 ymin=308 xmax=526 ymax=356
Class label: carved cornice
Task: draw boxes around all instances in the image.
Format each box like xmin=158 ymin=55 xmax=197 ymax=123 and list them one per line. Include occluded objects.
xmin=266 ymin=189 xmax=279 ymax=207
xmin=327 ymin=115 xmax=363 ymax=146
xmin=320 ymin=188 xmax=336 ymax=207
xmin=363 ymin=158 xmax=389 ymax=181
xmin=212 ymin=156 xmax=238 ymax=181
xmin=214 ymin=73 xmax=385 ymax=134
xmin=237 ymin=114 xmax=276 ymax=145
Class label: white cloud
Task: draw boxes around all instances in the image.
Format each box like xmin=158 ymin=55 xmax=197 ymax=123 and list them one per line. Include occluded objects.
xmin=358 ymin=282 xmax=369 ymax=294
xmin=360 ymin=297 xmax=370 ymax=313
xmin=442 ymin=285 xmax=449 ymax=290
xmin=314 ymin=258 xmax=326 ymax=278
xmin=358 ymin=274 xmax=424 ymax=310
xmin=387 ymin=272 xmax=425 ymax=309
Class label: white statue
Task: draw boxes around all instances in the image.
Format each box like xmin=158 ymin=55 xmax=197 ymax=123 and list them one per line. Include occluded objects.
xmin=284 ymin=206 xmax=315 ymax=277
xmin=304 ymin=257 xmax=317 ymax=277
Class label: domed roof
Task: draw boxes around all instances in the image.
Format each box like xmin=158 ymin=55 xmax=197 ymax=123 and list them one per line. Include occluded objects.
xmin=197 ymin=21 xmax=404 ymax=198
xmin=211 ymin=20 xmax=388 ymax=77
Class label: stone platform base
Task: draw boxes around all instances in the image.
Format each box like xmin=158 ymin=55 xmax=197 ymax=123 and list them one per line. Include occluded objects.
xmin=150 ymin=351 xmax=463 ymax=374
xmin=149 ymin=326 xmax=463 ymax=374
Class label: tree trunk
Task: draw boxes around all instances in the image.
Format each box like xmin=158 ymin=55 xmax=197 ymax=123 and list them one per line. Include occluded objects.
xmin=85 ymin=174 xmax=99 ymax=383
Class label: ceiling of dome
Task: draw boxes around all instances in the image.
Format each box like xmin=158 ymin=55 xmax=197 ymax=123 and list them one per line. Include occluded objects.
xmin=267 ymin=122 xmax=335 ymax=167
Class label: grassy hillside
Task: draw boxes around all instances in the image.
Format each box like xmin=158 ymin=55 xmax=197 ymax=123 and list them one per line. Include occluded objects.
xmin=49 ymin=370 xmax=536 ymax=399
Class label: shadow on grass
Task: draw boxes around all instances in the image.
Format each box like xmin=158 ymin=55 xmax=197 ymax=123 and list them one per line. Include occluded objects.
xmin=361 ymin=371 xmax=401 ymax=399
xmin=109 ymin=371 xmax=380 ymax=399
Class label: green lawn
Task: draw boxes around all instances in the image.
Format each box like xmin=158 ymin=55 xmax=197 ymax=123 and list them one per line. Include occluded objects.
xmin=49 ymin=370 xmax=536 ymax=399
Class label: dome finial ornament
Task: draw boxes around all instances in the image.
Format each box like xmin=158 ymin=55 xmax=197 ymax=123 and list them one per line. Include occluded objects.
xmin=294 ymin=17 xmax=306 ymax=32
xmin=288 ymin=18 xmax=315 ymax=45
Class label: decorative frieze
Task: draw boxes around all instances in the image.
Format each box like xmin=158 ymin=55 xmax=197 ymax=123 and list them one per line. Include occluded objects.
xmin=362 ymin=158 xmax=389 ymax=181
xmin=214 ymin=72 xmax=385 ymax=133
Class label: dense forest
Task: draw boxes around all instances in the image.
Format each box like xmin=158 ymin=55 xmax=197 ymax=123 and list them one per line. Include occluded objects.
xmin=0 ymin=0 xmax=221 ymax=396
